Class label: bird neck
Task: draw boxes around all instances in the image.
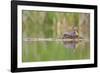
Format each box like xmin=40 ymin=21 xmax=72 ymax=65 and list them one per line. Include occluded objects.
xmin=75 ymin=30 xmax=79 ymax=35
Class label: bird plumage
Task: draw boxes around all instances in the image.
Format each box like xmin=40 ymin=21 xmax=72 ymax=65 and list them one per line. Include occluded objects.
xmin=62 ymin=30 xmax=79 ymax=39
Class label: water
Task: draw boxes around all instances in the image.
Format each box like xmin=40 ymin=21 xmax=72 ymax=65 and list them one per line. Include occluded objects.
xmin=22 ymin=40 xmax=90 ymax=62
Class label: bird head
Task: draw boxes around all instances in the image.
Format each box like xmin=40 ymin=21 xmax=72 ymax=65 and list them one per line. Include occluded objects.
xmin=72 ymin=26 xmax=79 ymax=35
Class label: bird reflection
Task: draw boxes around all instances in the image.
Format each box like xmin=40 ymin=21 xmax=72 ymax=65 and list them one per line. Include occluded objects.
xmin=63 ymin=41 xmax=78 ymax=49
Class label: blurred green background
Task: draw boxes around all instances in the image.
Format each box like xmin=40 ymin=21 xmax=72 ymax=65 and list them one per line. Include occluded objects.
xmin=22 ymin=10 xmax=90 ymax=62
